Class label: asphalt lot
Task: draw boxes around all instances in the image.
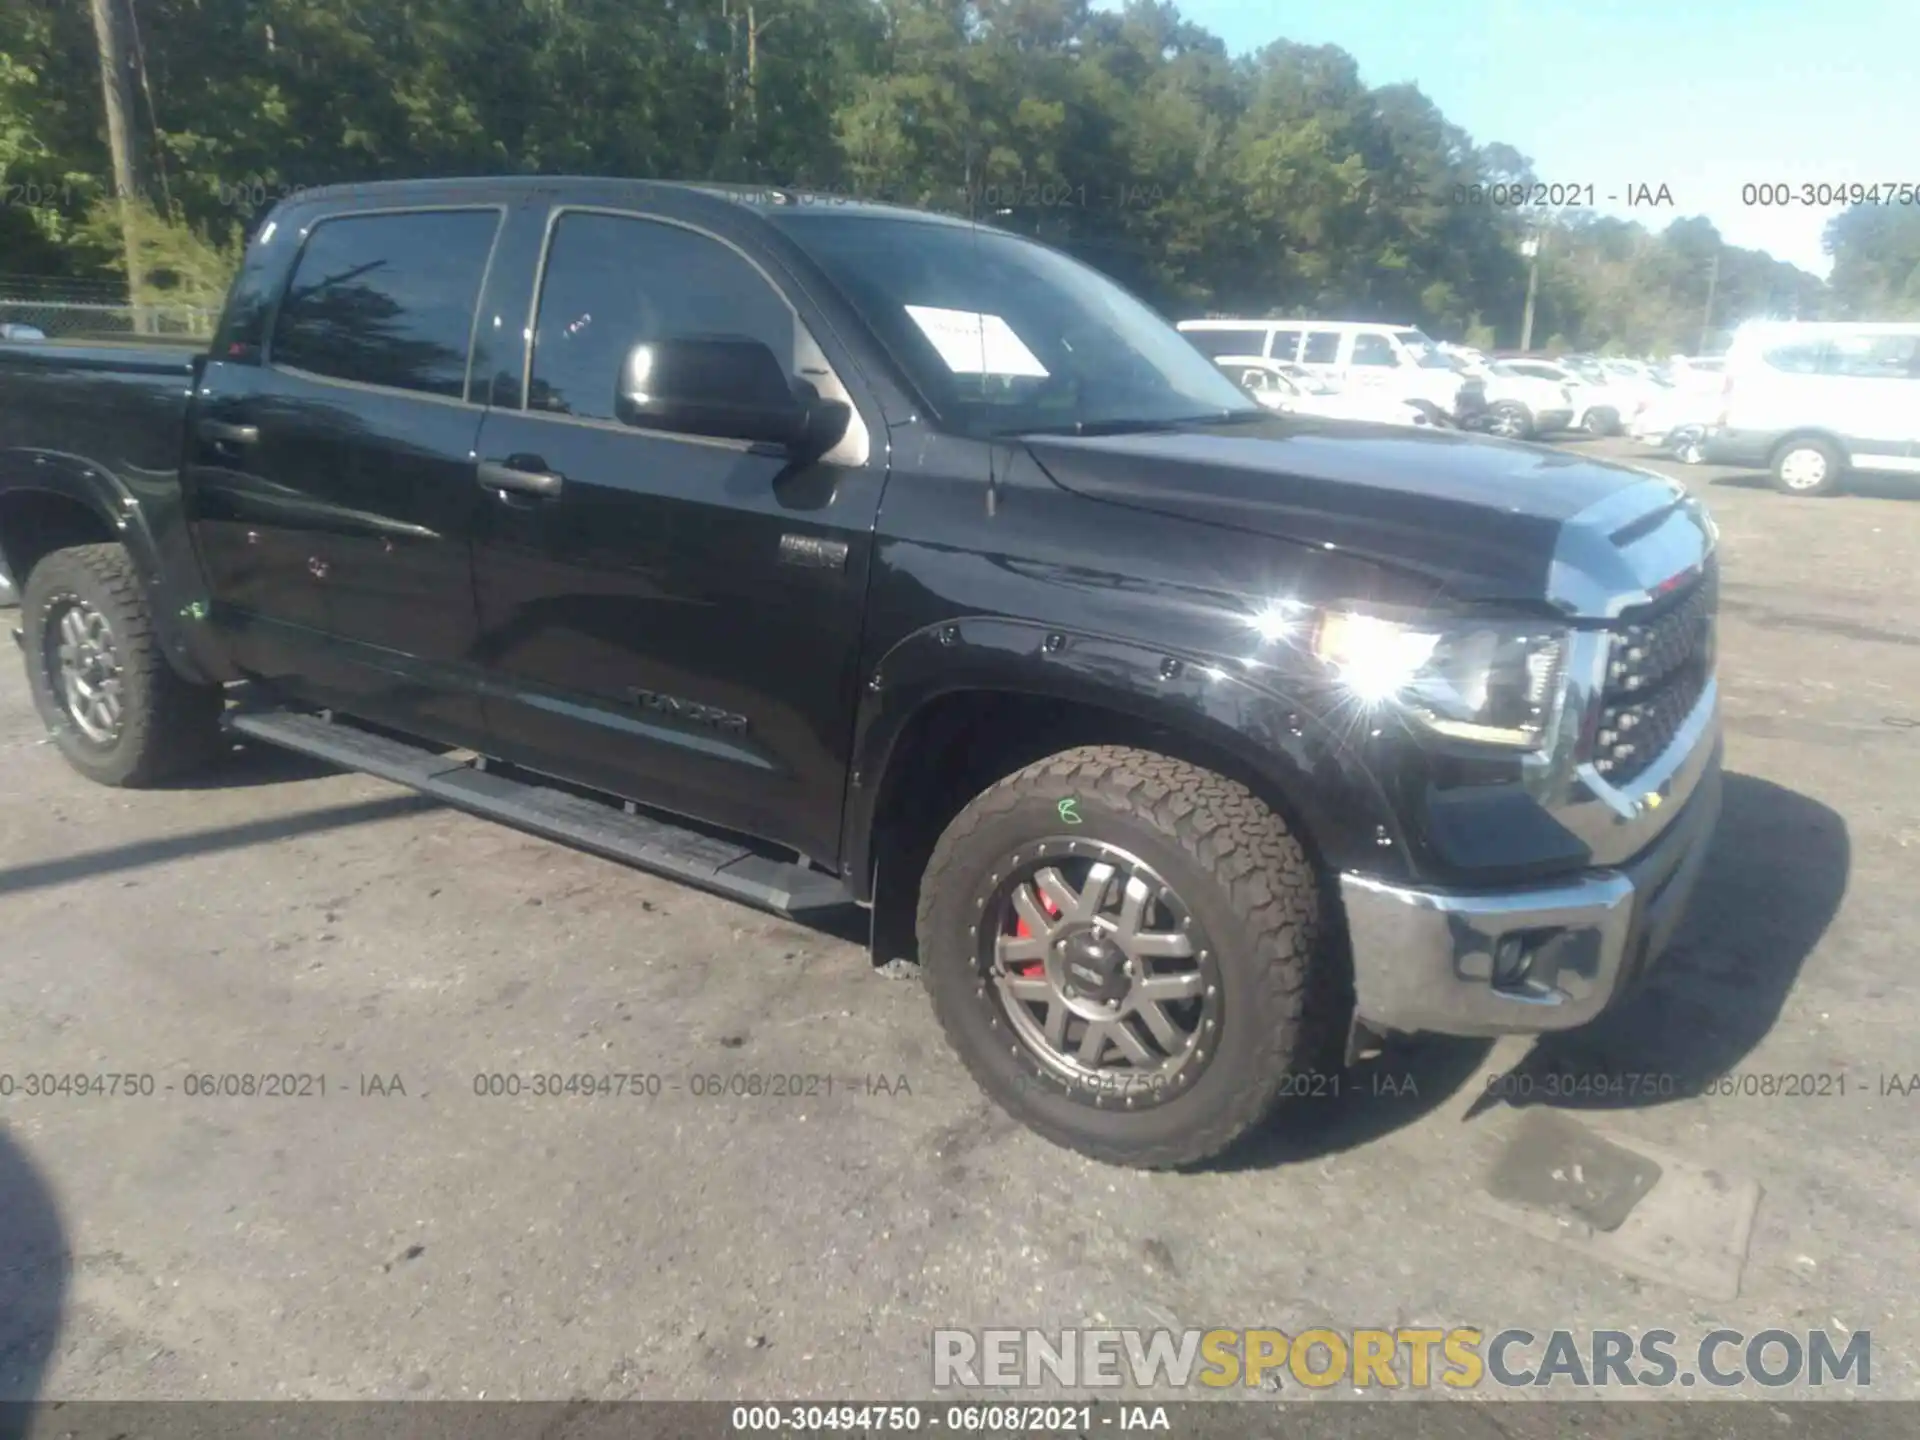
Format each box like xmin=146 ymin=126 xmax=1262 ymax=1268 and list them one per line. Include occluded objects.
xmin=1 ymin=436 xmax=1917 ymax=1413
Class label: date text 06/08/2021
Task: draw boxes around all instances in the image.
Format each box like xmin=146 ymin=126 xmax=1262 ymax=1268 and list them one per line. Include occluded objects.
xmin=726 ymin=1404 xmax=1167 ymax=1434
xmin=1481 ymin=1070 xmax=1920 ymax=1101
xmin=0 ymin=1071 xmax=920 ymax=1100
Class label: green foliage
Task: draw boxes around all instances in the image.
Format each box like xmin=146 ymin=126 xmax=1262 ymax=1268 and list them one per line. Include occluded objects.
xmin=1824 ymin=206 xmax=1920 ymax=319
xmin=0 ymin=0 xmax=1898 ymax=341
xmin=76 ymin=196 xmax=241 ymax=308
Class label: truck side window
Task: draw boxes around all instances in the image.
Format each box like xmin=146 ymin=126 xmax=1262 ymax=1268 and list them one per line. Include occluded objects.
xmin=1821 ymin=335 xmax=1920 ymax=379
xmin=1182 ymin=328 xmax=1266 ymax=359
xmin=268 ymin=209 xmax=501 ymax=399
xmin=1761 ymin=342 xmax=1828 ymax=374
xmin=1268 ymin=329 xmax=1302 ymax=362
xmin=1351 ymin=333 xmax=1398 ymax=367
xmin=1300 ymin=331 xmax=1341 ymax=365
xmin=528 ymin=212 xmax=796 ymax=421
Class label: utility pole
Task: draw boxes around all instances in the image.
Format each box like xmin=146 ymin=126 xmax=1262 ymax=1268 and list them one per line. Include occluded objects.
xmin=1519 ymin=232 xmax=1542 ymax=352
xmin=745 ymin=7 xmax=784 ymax=131
xmin=87 ymin=0 xmax=147 ymax=331
xmin=1698 ymin=248 xmax=1721 ymax=354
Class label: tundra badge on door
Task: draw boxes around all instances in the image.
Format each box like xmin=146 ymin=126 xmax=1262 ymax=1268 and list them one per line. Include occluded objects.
xmin=779 ymin=533 xmax=849 ymax=570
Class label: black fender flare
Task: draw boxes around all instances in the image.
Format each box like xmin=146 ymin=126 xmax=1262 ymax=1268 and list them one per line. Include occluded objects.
xmin=0 ymin=449 xmax=227 ymax=685
xmin=841 ymin=615 xmax=1413 ymax=896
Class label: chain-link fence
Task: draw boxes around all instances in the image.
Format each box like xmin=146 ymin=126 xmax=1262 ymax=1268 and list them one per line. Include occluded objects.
xmin=0 ymin=299 xmax=217 ymax=341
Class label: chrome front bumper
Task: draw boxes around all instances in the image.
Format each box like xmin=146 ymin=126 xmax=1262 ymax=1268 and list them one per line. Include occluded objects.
xmin=1340 ymin=678 xmax=1723 ymax=1038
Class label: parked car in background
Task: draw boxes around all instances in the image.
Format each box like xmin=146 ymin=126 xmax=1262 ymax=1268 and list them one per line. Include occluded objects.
xmin=1438 ymin=341 xmax=1491 ymax=372
xmin=1630 ymin=384 xmax=1722 ymax=463
xmin=1488 ymin=356 xmax=1642 ymax=436
xmin=1213 ymin=356 xmax=1447 ymax=428
xmin=0 ymin=323 xmax=46 ymax=342
xmin=1662 ymin=355 xmax=1726 ymax=390
xmin=1178 ymin=318 xmax=1486 ymax=425
xmin=1705 ymin=320 xmax=1920 ymax=496
xmin=1598 ymin=358 xmax=1662 ymax=387
xmin=1473 ymin=360 xmax=1577 ymax=440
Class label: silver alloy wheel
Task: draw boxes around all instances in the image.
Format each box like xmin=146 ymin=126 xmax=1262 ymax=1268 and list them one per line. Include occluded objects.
xmin=1488 ymin=405 xmax=1528 ymax=439
xmin=982 ymin=839 xmax=1222 ymax=1106
xmin=48 ymin=596 xmax=125 ymax=744
xmin=1778 ymin=446 xmax=1829 ymax=490
xmin=1673 ymin=427 xmax=1708 ymax=465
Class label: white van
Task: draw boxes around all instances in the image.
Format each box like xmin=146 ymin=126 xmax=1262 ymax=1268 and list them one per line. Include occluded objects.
xmin=1706 ymin=321 xmax=1920 ymax=495
xmin=1178 ymin=319 xmax=1486 ymax=423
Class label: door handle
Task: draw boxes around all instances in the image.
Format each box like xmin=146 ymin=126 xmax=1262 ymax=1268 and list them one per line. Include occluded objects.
xmin=477 ymin=459 xmax=564 ymax=497
xmin=198 ymin=420 xmax=260 ymax=446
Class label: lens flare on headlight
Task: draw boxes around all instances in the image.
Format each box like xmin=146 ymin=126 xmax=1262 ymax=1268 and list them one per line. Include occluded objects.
xmin=1313 ymin=612 xmax=1441 ymax=706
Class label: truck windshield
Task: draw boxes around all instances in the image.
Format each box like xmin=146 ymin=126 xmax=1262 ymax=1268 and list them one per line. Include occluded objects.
xmin=1392 ymin=330 xmax=1454 ymax=368
xmin=771 ymin=213 xmax=1260 ymax=436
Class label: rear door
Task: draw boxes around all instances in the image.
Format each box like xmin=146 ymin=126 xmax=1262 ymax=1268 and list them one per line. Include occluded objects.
xmin=184 ymin=204 xmax=504 ymax=745
xmin=466 ymin=205 xmax=887 ymax=866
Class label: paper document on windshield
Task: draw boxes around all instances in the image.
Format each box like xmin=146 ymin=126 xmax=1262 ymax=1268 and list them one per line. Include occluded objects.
xmin=905 ymin=305 xmax=1050 ymax=377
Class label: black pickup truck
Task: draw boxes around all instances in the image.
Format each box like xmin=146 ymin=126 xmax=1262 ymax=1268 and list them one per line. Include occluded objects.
xmin=0 ymin=177 xmax=1724 ymax=1167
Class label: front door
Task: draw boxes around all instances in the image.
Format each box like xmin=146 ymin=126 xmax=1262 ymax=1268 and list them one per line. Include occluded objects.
xmin=467 ymin=206 xmax=886 ymax=866
xmin=184 ymin=205 xmax=503 ymax=746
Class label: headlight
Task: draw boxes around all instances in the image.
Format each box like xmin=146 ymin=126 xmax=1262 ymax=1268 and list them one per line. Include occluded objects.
xmin=1311 ymin=612 xmax=1570 ymax=748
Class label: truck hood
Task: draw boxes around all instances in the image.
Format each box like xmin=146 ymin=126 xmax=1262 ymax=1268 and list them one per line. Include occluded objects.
xmin=1023 ymin=414 xmax=1700 ymax=610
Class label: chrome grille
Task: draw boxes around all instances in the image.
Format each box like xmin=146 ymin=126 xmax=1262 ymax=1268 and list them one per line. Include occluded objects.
xmin=1592 ymin=559 xmax=1716 ymax=786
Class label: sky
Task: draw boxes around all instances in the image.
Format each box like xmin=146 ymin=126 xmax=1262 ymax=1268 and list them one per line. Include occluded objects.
xmin=1155 ymin=0 xmax=1920 ymax=279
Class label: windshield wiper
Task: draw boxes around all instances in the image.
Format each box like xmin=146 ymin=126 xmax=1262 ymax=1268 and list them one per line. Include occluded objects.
xmin=1002 ymin=409 xmax=1265 ymax=438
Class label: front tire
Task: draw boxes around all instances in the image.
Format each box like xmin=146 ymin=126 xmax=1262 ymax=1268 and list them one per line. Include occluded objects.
xmin=1771 ymin=436 xmax=1844 ymax=496
xmin=21 ymin=543 xmax=225 ymax=786
xmin=1582 ymin=407 xmax=1620 ymax=437
xmin=917 ymin=745 xmax=1330 ymax=1169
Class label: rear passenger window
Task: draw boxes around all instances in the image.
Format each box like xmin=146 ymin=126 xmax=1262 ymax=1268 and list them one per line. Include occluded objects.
xmin=528 ymin=212 xmax=796 ymax=421
xmin=1301 ymin=331 xmax=1341 ymax=364
xmin=1761 ymin=342 xmax=1828 ymax=374
xmin=1351 ymin=333 xmax=1398 ymax=366
xmin=1183 ymin=328 xmax=1268 ymax=359
xmin=270 ymin=209 xmax=500 ymax=399
xmin=1821 ymin=335 xmax=1920 ymax=379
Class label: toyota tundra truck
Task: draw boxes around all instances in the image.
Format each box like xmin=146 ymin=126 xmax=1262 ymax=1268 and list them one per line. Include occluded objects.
xmin=0 ymin=178 xmax=1723 ymax=1168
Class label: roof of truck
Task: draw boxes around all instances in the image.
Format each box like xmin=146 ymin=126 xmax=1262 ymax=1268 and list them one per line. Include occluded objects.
xmin=277 ymin=175 xmax=978 ymax=228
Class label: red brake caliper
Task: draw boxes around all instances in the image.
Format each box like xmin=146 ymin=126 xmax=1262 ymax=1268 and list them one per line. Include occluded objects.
xmin=1011 ymin=887 xmax=1061 ymax=976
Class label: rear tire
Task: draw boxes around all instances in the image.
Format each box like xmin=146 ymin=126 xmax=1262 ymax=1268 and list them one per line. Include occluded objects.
xmin=21 ymin=543 xmax=225 ymax=786
xmin=1771 ymin=436 xmax=1844 ymax=496
xmin=1582 ymin=407 xmax=1619 ymax=437
xmin=916 ymin=745 xmax=1332 ymax=1169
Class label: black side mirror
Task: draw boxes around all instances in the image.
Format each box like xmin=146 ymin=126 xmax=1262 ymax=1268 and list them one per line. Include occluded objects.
xmin=617 ymin=337 xmax=849 ymax=458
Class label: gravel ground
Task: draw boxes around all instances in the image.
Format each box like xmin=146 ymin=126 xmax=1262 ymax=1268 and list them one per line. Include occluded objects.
xmin=0 ymin=437 xmax=1916 ymax=1416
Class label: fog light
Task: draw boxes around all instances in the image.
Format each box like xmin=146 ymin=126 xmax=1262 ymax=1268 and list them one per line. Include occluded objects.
xmin=1492 ymin=934 xmax=1533 ymax=987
